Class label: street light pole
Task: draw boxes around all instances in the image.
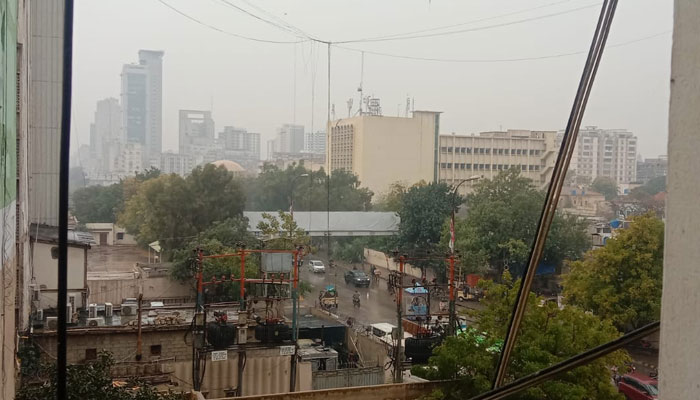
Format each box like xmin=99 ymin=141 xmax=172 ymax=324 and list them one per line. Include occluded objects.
xmin=449 ymin=175 xmax=481 ymax=335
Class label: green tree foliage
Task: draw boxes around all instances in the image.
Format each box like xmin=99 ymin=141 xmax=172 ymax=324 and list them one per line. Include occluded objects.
xmin=414 ymin=274 xmax=627 ymax=399
xmin=72 ymin=184 xmax=124 ymax=223
xmin=245 ymin=163 xmax=373 ymax=211
xmin=373 ymin=182 xmax=407 ymax=212
xmin=256 ymin=211 xmax=312 ymax=250
xmin=592 ymin=176 xmax=619 ymax=200
xmin=119 ymin=165 xmax=245 ymax=251
xmin=396 ymin=182 xmax=457 ymax=253
xmin=16 ymin=351 xmax=182 ymax=400
xmin=448 ymin=169 xmax=589 ymax=276
xmin=634 ymin=175 xmax=666 ymax=196
xmin=563 ymin=213 xmax=664 ymax=331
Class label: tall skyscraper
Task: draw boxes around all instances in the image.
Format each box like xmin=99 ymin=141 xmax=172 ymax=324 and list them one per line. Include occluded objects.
xmin=220 ymin=126 xmax=261 ymax=157
xmin=274 ymin=124 xmax=305 ymax=154
xmin=121 ymin=50 xmax=163 ymax=162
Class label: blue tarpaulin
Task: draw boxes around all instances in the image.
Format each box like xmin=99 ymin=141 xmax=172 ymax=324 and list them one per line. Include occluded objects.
xmin=404 ymin=286 xmax=429 ymax=295
xmin=536 ymin=264 xmax=556 ymax=276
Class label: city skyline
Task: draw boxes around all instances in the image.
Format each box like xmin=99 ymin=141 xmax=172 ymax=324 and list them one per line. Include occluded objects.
xmin=71 ymin=0 xmax=671 ymax=161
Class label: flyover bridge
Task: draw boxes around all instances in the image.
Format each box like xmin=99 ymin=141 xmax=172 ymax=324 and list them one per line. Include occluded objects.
xmin=243 ymin=211 xmax=399 ymax=237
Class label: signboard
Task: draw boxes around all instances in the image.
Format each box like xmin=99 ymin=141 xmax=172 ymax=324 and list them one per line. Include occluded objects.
xmin=279 ymin=345 xmax=295 ymax=356
xmin=262 ymin=253 xmax=293 ymax=273
xmin=211 ymin=350 xmax=228 ymax=362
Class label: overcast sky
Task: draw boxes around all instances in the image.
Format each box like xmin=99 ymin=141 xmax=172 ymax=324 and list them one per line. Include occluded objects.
xmin=73 ymin=0 xmax=672 ymax=159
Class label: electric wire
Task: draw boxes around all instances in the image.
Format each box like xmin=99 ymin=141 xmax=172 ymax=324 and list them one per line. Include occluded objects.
xmin=334 ymin=2 xmax=602 ymax=44
xmin=334 ymin=0 xmax=581 ymax=42
xmin=156 ymin=0 xmax=305 ymax=44
xmin=215 ymin=0 xmax=305 ymax=39
xmin=220 ymin=0 xmax=320 ymax=42
xmin=334 ymin=30 xmax=670 ymax=64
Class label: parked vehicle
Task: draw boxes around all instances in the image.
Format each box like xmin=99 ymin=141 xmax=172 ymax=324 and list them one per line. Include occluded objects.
xmin=308 ymin=260 xmax=326 ymax=273
xmin=617 ymin=373 xmax=658 ymax=400
xmin=344 ymin=270 xmax=371 ymax=287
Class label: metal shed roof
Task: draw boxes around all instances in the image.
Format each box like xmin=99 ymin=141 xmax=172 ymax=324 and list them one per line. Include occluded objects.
xmin=243 ymin=211 xmax=399 ymax=237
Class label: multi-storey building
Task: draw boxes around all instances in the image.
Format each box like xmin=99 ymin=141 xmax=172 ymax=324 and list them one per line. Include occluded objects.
xmin=121 ymin=50 xmax=163 ymax=163
xmin=562 ymin=126 xmax=638 ymax=184
xmin=89 ymin=97 xmax=123 ymax=173
xmin=270 ymin=123 xmax=305 ymax=156
xmin=305 ymin=130 xmax=326 ymax=154
xmin=438 ymin=130 xmax=558 ymax=194
xmin=159 ymin=152 xmax=196 ymax=176
xmin=637 ymin=156 xmax=668 ymax=184
xmin=218 ymin=126 xmax=261 ymax=171
xmin=179 ymin=109 xmax=215 ymax=155
xmin=327 ymin=111 xmax=441 ymax=196
xmin=111 ymin=143 xmax=143 ymax=174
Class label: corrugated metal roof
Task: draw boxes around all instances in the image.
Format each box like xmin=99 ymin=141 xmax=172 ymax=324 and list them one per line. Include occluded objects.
xmin=244 ymin=212 xmax=399 ymax=237
xmin=29 ymin=223 xmax=95 ymax=246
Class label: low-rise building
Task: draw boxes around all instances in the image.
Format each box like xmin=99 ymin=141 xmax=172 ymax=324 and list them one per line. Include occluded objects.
xmin=636 ymin=155 xmax=668 ymax=184
xmin=85 ymin=223 xmax=136 ymax=246
xmin=558 ymin=187 xmax=611 ymax=218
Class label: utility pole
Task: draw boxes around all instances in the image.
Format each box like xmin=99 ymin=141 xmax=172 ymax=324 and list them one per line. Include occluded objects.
xmin=193 ymin=249 xmax=205 ymax=391
xmin=136 ymin=293 xmax=143 ymax=361
xmin=290 ymin=248 xmax=300 ymax=391
xmin=393 ymin=255 xmax=405 ymax=383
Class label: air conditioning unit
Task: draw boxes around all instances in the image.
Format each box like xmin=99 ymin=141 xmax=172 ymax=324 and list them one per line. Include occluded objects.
xmin=87 ymin=317 xmax=105 ymax=327
xmin=68 ymin=294 xmax=77 ymax=310
xmin=35 ymin=309 xmax=44 ymax=322
xmin=46 ymin=317 xmax=58 ymax=330
xmin=88 ymin=303 xmax=98 ymax=318
xmin=66 ymin=304 xmax=73 ymax=323
xmin=104 ymin=303 xmax=113 ymax=318
xmin=237 ymin=327 xmax=247 ymax=344
xmin=121 ymin=304 xmax=135 ymax=316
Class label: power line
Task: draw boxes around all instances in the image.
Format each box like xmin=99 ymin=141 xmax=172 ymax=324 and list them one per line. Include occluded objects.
xmin=215 ymin=0 xmax=305 ymax=38
xmin=156 ymin=0 xmax=304 ymax=44
xmin=236 ymin=0 xmax=319 ymax=42
xmin=335 ymin=0 xmax=581 ymax=42
xmin=334 ymin=30 xmax=671 ymax=64
xmin=335 ymin=2 xmax=603 ymax=44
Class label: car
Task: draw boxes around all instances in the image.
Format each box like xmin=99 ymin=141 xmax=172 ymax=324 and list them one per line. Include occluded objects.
xmin=308 ymin=260 xmax=325 ymax=273
xmin=344 ymin=270 xmax=371 ymax=287
xmin=618 ymin=373 xmax=658 ymax=400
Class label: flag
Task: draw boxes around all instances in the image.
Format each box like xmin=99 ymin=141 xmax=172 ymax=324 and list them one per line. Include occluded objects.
xmin=449 ymin=217 xmax=455 ymax=252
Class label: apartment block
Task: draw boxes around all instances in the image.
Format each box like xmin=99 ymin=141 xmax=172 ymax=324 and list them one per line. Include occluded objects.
xmin=637 ymin=156 xmax=667 ymax=184
xmin=438 ymin=130 xmax=558 ymax=194
xmin=562 ymin=126 xmax=638 ymax=184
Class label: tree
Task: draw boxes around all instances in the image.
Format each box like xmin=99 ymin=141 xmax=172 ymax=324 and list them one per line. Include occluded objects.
xmin=447 ymin=169 xmax=590 ymax=276
xmin=396 ymin=182 xmax=457 ymax=253
xmin=256 ymin=211 xmax=311 ymax=250
xmin=634 ymin=175 xmax=666 ymax=196
xmin=245 ymin=163 xmax=373 ymax=212
xmin=413 ymin=273 xmax=628 ymax=399
xmin=374 ymin=182 xmax=407 ymax=212
xmin=592 ymin=176 xmax=619 ymax=200
xmin=563 ymin=213 xmax=664 ymax=331
xmin=16 ymin=351 xmax=182 ymax=400
xmin=71 ymin=184 xmax=124 ymax=223
xmin=119 ymin=164 xmax=245 ymax=252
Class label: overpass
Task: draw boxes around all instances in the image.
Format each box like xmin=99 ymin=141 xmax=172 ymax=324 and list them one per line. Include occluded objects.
xmin=243 ymin=211 xmax=399 ymax=237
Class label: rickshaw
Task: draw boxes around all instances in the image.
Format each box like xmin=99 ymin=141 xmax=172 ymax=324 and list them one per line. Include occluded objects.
xmin=319 ymin=285 xmax=338 ymax=311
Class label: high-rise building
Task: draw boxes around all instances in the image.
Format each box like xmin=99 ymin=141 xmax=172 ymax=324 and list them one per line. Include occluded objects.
xmin=328 ymin=111 xmax=440 ymax=196
xmin=179 ymin=109 xmax=216 ymax=155
xmin=121 ymin=50 xmax=163 ymax=163
xmin=271 ymin=124 xmax=305 ymax=155
xmin=305 ymin=130 xmax=326 ymax=154
xmin=637 ymin=156 xmax=668 ymax=184
xmin=89 ymin=98 xmax=123 ymax=173
xmin=438 ymin=130 xmax=558 ymax=194
xmin=220 ymin=126 xmax=260 ymax=156
xmin=159 ymin=152 xmax=196 ymax=176
xmin=562 ymin=126 xmax=638 ymax=184
xmin=138 ymin=50 xmax=164 ymax=159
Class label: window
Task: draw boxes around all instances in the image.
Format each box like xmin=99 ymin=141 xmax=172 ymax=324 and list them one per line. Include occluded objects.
xmin=466 ymin=147 xmax=472 ymax=154
xmin=505 ymin=149 xmax=510 ymax=155
xmin=440 ymin=147 xmax=448 ymax=153
xmin=51 ymin=247 xmax=59 ymax=260
xmin=485 ymin=148 xmax=491 ymax=154
xmin=440 ymin=163 xmax=447 ymax=168
xmin=521 ymin=165 xmax=527 ymax=171
xmin=446 ymin=163 xmax=452 ymax=168
xmin=85 ymin=348 xmax=97 ymax=361
xmin=516 ymin=149 xmax=521 ymax=155
xmin=479 ymin=148 xmax=485 ymax=154
xmin=150 ymin=345 xmax=162 ymax=356
xmin=117 ymin=232 xmax=124 ymax=240
xmin=447 ymin=147 xmax=453 ymax=153
xmin=466 ymin=163 xmax=472 ymax=169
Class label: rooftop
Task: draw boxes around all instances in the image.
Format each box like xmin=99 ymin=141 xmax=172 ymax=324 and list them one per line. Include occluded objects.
xmin=30 ymin=223 xmax=94 ymax=247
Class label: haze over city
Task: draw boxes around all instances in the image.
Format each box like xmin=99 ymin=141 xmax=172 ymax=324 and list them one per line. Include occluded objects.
xmin=72 ymin=0 xmax=672 ymax=159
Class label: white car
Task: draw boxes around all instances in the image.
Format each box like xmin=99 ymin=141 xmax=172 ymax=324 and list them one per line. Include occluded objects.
xmin=309 ymin=260 xmax=326 ymax=273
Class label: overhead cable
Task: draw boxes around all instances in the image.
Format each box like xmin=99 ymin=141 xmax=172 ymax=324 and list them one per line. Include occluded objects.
xmin=334 ymin=30 xmax=669 ymax=64
xmin=334 ymin=2 xmax=602 ymax=44
xmin=216 ymin=0 xmax=308 ymax=39
xmin=492 ymin=0 xmax=619 ymax=389
xmin=157 ymin=0 xmax=304 ymax=44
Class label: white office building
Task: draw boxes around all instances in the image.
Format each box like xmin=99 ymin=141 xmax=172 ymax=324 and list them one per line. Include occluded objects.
xmin=562 ymin=126 xmax=638 ymax=184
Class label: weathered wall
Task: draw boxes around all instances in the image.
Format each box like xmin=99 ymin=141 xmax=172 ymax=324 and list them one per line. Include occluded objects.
xmin=227 ymin=381 xmax=445 ymax=400
xmin=659 ymin=1 xmax=700 ymax=398
xmin=363 ymin=248 xmax=422 ymax=278
xmin=87 ymin=272 xmax=194 ymax=305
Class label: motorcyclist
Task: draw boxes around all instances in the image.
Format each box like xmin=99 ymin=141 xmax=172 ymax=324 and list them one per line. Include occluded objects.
xmin=353 ymin=290 xmax=361 ymax=307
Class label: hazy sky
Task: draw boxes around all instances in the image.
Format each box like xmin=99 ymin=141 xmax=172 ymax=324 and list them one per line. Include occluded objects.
xmin=73 ymin=0 xmax=673 ymax=159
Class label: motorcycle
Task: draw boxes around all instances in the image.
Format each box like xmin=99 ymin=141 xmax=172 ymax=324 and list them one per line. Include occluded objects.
xmin=353 ymin=296 xmax=361 ymax=308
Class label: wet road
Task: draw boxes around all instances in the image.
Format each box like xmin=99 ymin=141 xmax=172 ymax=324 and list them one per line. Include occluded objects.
xmin=299 ymin=258 xmax=400 ymax=327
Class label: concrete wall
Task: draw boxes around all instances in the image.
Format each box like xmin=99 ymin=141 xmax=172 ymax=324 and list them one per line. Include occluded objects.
xmin=33 ymin=242 xmax=86 ymax=290
xmin=659 ymin=2 xmax=700 ymax=397
xmin=363 ymin=248 xmax=422 ymax=279
xmin=229 ymin=381 xmax=445 ymax=400
xmin=87 ymin=271 xmax=194 ymax=305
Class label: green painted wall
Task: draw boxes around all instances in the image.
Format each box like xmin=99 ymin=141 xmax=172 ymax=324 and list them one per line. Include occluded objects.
xmin=0 ymin=0 xmax=17 ymax=210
